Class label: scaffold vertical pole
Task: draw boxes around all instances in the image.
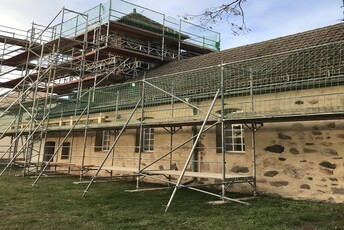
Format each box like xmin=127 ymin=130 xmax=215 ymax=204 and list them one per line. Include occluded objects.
xmin=220 ymin=61 xmax=226 ymax=198
xmin=250 ymin=68 xmax=254 ymax=112
xmin=178 ymin=19 xmax=181 ymax=60
xmin=22 ymin=42 xmax=46 ymax=176
xmin=34 ymin=45 xmax=58 ymax=173
xmin=136 ymin=76 xmax=145 ymax=189
xmin=161 ymin=14 xmax=165 ymax=60
xmin=251 ymin=123 xmax=257 ymax=196
xmin=249 ymin=67 xmax=257 ymax=196
xmin=169 ymin=80 xmax=175 ymax=185
xmin=79 ymin=90 xmax=92 ymax=182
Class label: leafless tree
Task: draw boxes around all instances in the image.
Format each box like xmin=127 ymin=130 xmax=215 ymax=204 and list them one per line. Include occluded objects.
xmin=181 ymin=0 xmax=248 ymax=35
xmin=182 ymin=0 xmax=344 ymax=35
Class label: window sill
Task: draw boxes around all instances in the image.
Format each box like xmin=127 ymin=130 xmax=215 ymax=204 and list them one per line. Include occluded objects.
xmin=225 ymin=151 xmax=245 ymax=154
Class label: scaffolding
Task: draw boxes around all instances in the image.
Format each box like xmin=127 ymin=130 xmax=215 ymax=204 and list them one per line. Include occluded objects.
xmin=1 ymin=0 xmax=344 ymax=209
xmin=0 ymin=0 xmax=219 ymax=172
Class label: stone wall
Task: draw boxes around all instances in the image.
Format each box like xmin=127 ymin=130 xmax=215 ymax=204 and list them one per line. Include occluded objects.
xmin=254 ymin=121 xmax=344 ymax=203
xmin=43 ymin=119 xmax=344 ymax=203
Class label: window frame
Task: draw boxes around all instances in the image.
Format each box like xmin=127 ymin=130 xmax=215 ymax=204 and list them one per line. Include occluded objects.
xmin=102 ymin=130 xmax=111 ymax=151
xmin=224 ymin=124 xmax=245 ymax=153
xmin=61 ymin=142 xmax=71 ymax=160
xmin=143 ymin=128 xmax=154 ymax=152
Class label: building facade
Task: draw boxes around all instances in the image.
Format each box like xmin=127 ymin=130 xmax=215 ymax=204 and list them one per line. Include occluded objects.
xmin=0 ymin=0 xmax=343 ymax=204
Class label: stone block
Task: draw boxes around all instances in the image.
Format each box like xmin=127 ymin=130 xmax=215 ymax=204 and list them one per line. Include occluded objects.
xmin=312 ymin=131 xmax=323 ymax=136
xmin=284 ymin=165 xmax=306 ymax=179
xmin=270 ymin=181 xmax=289 ymax=187
xmin=264 ymin=171 xmax=279 ymax=177
xmin=300 ymin=184 xmax=311 ymax=190
xmin=331 ymin=188 xmax=344 ymax=194
xmin=278 ymin=133 xmax=292 ymax=140
xmin=265 ymin=145 xmax=284 ymax=153
xmin=320 ymin=168 xmax=334 ymax=175
xmin=289 ymin=147 xmax=299 ymax=155
xmin=319 ymin=161 xmax=337 ymax=169
xmin=320 ymin=149 xmax=338 ymax=157
xmin=308 ymin=99 xmax=319 ymax=104
xmin=231 ymin=166 xmax=249 ymax=173
xmin=327 ymin=122 xmax=336 ymax=128
xmin=303 ymin=148 xmax=318 ymax=153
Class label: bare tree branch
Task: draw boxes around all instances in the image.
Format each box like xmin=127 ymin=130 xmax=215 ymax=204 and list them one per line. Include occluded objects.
xmin=341 ymin=0 xmax=344 ymax=21
xmin=181 ymin=0 xmax=250 ymax=35
xmin=182 ymin=0 xmax=344 ymax=35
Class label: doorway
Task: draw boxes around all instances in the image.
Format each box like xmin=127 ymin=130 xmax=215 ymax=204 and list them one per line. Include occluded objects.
xmin=43 ymin=141 xmax=55 ymax=162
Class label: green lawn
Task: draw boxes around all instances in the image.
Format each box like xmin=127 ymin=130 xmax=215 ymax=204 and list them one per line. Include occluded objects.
xmin=0 ymin=169 xmax=343 ymax=230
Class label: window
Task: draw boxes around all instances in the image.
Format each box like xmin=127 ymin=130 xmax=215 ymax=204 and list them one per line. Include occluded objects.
xmin=102 ymin=130 xmax=111 ymax=151
xmin=44 ymin=141 xmax=55 ymax=162
xmin=143 ymin=128 xmax=154 ymax=152
xmin=224 ymin=124 xmax=245 ymax=152
xmin=216 ymin=124 xmax=245 ymax=153
xmin=95 ymin=130 xmax=112 ymax=152
xmin=135 ymin=128 xmax=155 ymax=153
xmin=94 ymin=131 xmax=102 ymax=152
xmin=61 ymin=142 xmax=71 ymax=160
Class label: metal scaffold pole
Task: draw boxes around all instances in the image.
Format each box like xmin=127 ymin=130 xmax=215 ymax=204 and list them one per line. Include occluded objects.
xmin=244 ymin=122 xmax=262 ymax=197
xmin=33 ymin=44 xmax=58 ymax=174
xmin=0 ymin=113 xmax=50 ymax=176
xmin=22 ymin=42 xmax=46 ymax=175
xmin=168 ymin=79 xmax=175 ymax=185
xmin=161 ymin=14 xmax=166 ymax=60
xmin=79 ymin=90 xmax=92 ymax=182
xmin=143 ymin=80 xmax=219 ymax=120
xmin=248 ymin=67 xmax=259 ymax=196
xmin=75 ymin=10 xmax=89 ymax=102
xmin=251 ymin=123 xmax=257 ymax=196
xmin=136 ymin=76 xmax=145 ymax=190
xmin=82 ymin=98 xmax=142 ymax=197
xmin=220 ymin=62 xmax=226 ymax=198
xmin=32 ymin=106 xmax=89 ymax=186
xmin=140 ymin=122 xmax=219 ymax=172
xmin=165 ymin=89 xmax=220 ymax=212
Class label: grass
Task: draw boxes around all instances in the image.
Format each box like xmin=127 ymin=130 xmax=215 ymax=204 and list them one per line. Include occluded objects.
xmin=0 ymin=169 xmax=343 ymax=230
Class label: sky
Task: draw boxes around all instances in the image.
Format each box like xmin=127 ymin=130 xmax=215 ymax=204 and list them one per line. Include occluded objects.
xmin=0 ymin=0 xmax=342 ymax=50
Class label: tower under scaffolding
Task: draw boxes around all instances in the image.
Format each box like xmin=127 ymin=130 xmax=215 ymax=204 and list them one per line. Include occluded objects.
xmin=0 ymin=0 xmax=344 ymax=208
xmin=0 ymin=0 xmax=219 ymax=168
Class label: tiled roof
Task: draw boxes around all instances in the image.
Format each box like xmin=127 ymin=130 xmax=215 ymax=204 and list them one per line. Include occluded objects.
xmin=117 ymin=11 xmax=189 ymax=40
xmin=146 ymin=23 xmax=344 ymax=78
